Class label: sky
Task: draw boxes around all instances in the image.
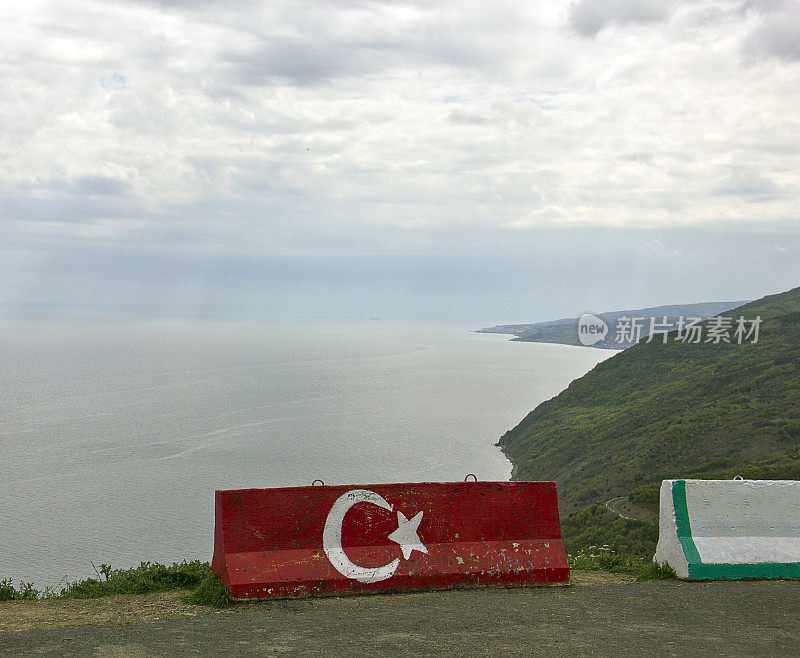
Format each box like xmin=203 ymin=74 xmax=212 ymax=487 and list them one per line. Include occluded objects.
xmin=1 ymin=0 xmax=799 ymax=322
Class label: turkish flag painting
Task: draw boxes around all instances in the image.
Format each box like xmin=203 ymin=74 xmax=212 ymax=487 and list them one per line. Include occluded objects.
xmin=212 ymin=481 xmax=569 ymax=599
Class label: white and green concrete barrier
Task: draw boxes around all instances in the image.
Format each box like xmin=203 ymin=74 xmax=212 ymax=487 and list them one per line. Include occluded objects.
xmin=655 ymin=479 xmax=800 ymax=580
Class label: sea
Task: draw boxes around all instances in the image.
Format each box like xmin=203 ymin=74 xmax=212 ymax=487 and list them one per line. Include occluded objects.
xmin=0 ymin=319 xmax=611 ymax=589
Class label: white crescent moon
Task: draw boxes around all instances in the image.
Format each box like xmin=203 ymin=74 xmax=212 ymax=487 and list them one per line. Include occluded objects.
xmin=323 ymin=489 xmax=401 ymax=583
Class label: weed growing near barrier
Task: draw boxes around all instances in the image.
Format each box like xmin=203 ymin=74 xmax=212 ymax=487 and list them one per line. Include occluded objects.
xmin=0 ymin=561 xmax=232 ymax=608
xmin=637 ymin=561 xmax=677 ymax=581
xmin=184 ymin=573 xmax=232 ymax=607
xmin=568 ymin=547 xmax=676 ymax=581
xmin=59 ymin=561 xmax=210 ymax=599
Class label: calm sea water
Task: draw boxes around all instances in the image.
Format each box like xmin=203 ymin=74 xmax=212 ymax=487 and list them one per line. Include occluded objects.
xmin=0 ymin=319 xmax=610 ymax=588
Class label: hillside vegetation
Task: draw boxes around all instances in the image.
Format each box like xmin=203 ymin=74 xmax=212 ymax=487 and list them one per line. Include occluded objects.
xmin=499 ymin=286 xmax=800 ymax=515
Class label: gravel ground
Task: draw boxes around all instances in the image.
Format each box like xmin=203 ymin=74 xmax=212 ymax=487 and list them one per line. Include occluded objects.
xmin=0 ymin=573 xmax=797 ymax=656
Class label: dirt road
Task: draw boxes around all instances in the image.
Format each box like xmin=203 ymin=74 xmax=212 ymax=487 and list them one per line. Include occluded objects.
xmin=1 ymin=572 xmax=798 ymax=656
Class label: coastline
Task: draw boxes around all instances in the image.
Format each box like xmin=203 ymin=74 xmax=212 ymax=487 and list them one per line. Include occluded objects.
xmin=509 ymin=461 xmax=518 ymax=481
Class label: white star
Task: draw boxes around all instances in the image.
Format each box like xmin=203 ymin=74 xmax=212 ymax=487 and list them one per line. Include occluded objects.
xmin=387 ymin=510 xmax=428 ymax=560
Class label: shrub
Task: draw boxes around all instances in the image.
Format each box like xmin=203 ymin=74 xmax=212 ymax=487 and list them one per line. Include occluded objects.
xmin=0 ymin=579 xmax=40 ymax=601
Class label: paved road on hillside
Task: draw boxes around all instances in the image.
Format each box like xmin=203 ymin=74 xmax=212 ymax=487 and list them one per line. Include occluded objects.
xmin=1 ymin=573 xmax=798 ymax=656
xmin=605 ymin=496 xmax=637 ymax=520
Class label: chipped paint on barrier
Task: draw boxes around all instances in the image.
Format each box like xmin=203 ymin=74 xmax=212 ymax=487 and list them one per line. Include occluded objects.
xmin=212 ymin=481 xmax=569 ymax=598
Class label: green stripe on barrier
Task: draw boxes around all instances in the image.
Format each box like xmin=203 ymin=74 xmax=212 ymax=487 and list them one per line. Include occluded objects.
xmin=671 ymin=479 xmax=800 ymax=580
xmin=671 ymin=480 xmax=702 ymax=572
xmin=690 ymin=562 xmax=800 ymax=580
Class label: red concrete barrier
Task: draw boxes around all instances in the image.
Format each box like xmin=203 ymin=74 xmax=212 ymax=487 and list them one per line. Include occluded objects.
xmin=211 ymin=481 xmax=568 ymax=599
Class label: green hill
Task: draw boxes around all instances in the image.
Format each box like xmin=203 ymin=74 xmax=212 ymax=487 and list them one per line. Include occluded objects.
xmin=499 ymin=286 xmax=800 ymax=517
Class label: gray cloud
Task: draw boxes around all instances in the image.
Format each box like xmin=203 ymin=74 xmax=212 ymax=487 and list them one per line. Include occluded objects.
xmin=72 ymin=176 xmax=130 ymax=197
xmin=569 ymin=0 xmax=673 ymax=37
xmin=711 ymin=166 xmax=779 ymax=200
xmin=222 ymin=37 xmax=381 ymax=86
xmin=744 ymin=8 xmax=800 ymax=61
xmin=446 ymin=109 xmax=491 ymax=125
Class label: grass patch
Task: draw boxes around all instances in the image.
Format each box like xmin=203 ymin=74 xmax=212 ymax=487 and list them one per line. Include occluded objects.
xmin=568 ymin=548 xmax=676 ymax=581
xmin=59 ymin=560 xmax=212 ymax=599
xmin=184 ymin=573 xmax=232 ymax=608
xmin=637 ymin=561 xmax=677 ymax=581
xmin=0 ymin=561 xmax=232 ymax=608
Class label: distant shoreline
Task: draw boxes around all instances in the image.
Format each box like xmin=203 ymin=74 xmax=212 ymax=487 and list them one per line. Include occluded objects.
xmin=477 ymin=300 xmax=748 ymax=351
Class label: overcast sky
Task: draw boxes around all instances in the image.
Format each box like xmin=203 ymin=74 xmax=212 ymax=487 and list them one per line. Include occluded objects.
xmin=1 ymin=0 xmax=798 ymax=321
